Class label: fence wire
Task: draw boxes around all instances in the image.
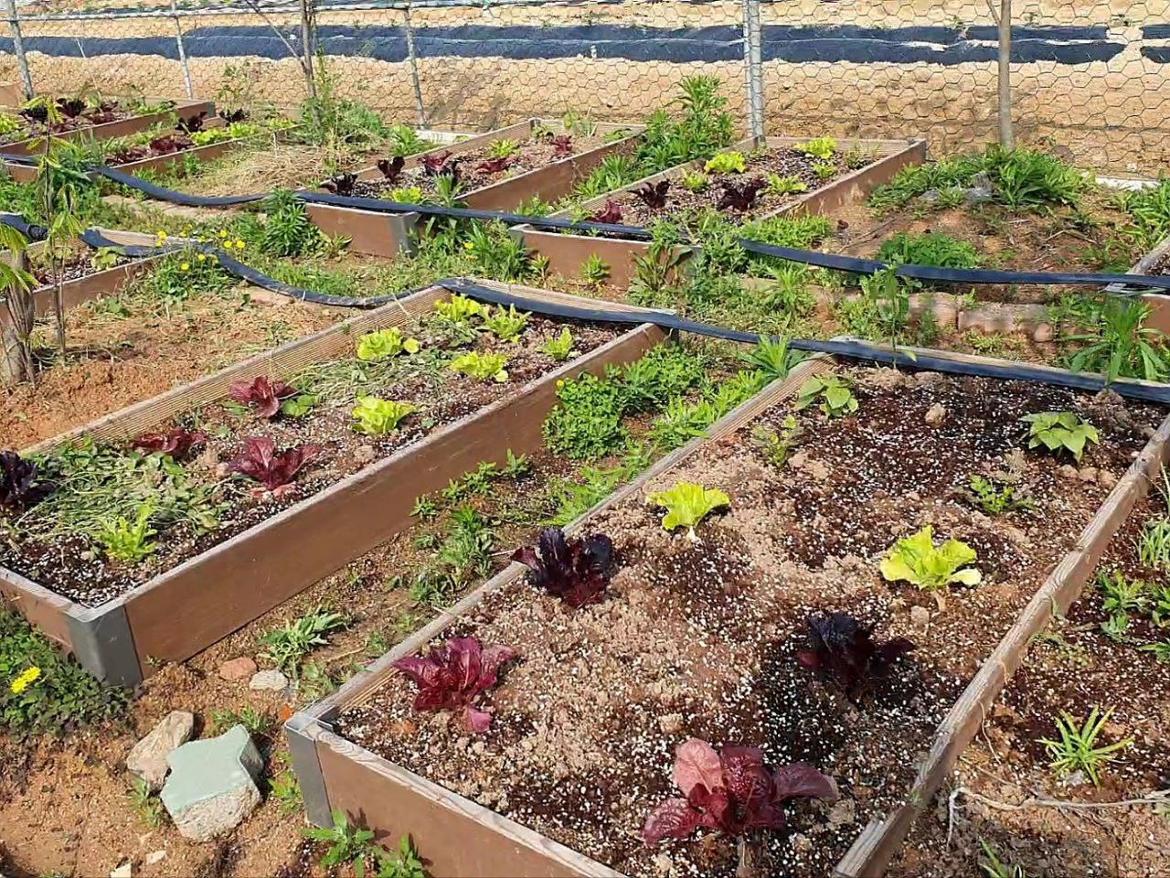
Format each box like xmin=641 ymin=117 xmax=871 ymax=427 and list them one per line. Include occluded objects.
xmin=0 ymin=0 xmax=1169 ymax=177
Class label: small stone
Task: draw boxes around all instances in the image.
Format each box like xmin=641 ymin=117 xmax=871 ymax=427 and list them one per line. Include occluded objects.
xmin=913 ymin=371 xmax=944 ymax=386
xmin=127 ymin=711 xmax=195 ymax=791
xmin=965 ymin=185 xmax=993 ymax=205
xmin=145 ymin=851 xmax=167 ymax=866
xmin=1032 ymin=323 xmax=1055 ymax=343
xmin=110 ymin=863 xmax=133 ymax=878
xmin=161 ymin=725 xmax=263 ymax=842
xmin=919 ymin=188 xmax=941 ymax=205
xmin=910 ymin=606 xmax=930 ymax=628
xmin=1098 ymin=469 xmax=1118 ymax=489
xmin=659 ymin=713 xmax=684 ymax=735
xmin=652 ymin=853 xmax=674 ymax=876
xmin=218 ymin=657 xmax=257 ymax=681
xmin=1061 ymin=769 xmax=1087 ymax=788
xmin=924 ymin=403 xmax=947 ymax=426
xmin=248 ymin=669 xmax=288 ymax=692
xmin=827 ymin=798 xmax=856 ymax=826
xmin=1078 ymin=467 xmax=1099 ymax=483
xmin=354 ymin=444 xmax=377 ymax=465
xmin=1057 ymin=464 xmax=1080 ymax=480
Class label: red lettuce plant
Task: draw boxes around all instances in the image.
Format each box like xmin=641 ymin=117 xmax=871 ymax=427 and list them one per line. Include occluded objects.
xmin=511 ymin=527 xmax=615 ymax=609
xmin=218 ymin=108 xmax=248 ymax=124
xmin=421 ymin=150 xmax=458 ymax=176
xmin=322 ymin=172 xmax=358 ymax=196
xmin=56 ymin=98 xmax=86 ymax=119
xmin=475 ymin=156 xmax=513 ymax=175
xmin=0 ymin=451 xmax=38 ymax=508
xmin=633 ymin=180 xmax=670 ymax=210
xmin=717 ymin=178 xmax=767 ymax=212
xmin=590 ymin=200 xmax=624 ymax=224
xmin=228 ymin=437 xmax=321 ymax=495
xmin=550 ymin=134 xmax=574 ymax=157
xmin=392 ymin=636 xmax=518 ymax=733
xmin=377 ymin=156 xmax=405 ymax=182
xmin=132 ymin=427 xmax=208 ymax=460
xmin=796 ymin=612 xmax=915 ymax=699
xmin=643 ymin=738 xmax=837 ymax=870
xmin=176 ymin=111 xmax=206 ymax=133
xmin=19 ymin=104 xmax=48 ymax=124
xmin=229 ymin=376 xmax=295 ymax=419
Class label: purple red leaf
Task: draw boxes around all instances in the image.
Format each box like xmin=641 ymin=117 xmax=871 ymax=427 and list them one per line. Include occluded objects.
xmin=132 ymin=428 xmax=208 ymax=460
xmin=176 ymin=111 xmax=206 ymax=133
xmin=550 ymin=134 xmax=574 ymax=157
xmin=56 ymin=98 xmax=86 ymax=119
xmin=421 ymin=150 xmax=458 ymax=177
xmin=322 ymin=173 xmax=357 ymax=197
xmin=589 ymin=200 xmax=624 ymax=225
xmin=474 ymin=156 xmax=513 ymax=175
xmin=228 ymin=436 xmax=321 ymax=494
xmin=717 ymin=177 xmax=767 ymax=212
xmin=228 ymin=376 xmax=295 ymax=420
xmin=643 ymin=737 xmax=837 ymax=847
xmin=633 ymin=180 xmax=671 ymax=210
xmin=218 ymin=108 xmax=248 ymax=124
xmin=510 ymin=527 xmax=615 ymax=609
xmin=377 ymin=156 xmax=405 ymax=182
xmin=0 ymin=450 xmax=37 ymax=508
xmin=796 ymin=611 xmax=916 ymax=698
xmin=148 ymin=133 xmax=192 ymax=155
xmin=392 ymin=635 xmax=518 ymax=733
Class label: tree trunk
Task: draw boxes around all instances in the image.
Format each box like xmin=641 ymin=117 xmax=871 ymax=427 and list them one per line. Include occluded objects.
xmin=2 ymin=251 xmax=35 ymax=385
xmin=53 ymin=273 xmax=65 ymax=355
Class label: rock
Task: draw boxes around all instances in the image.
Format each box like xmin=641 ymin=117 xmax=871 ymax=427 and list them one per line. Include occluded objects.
xmin=910 ymin=606 xmax=930 ymax=628
xmin=145 ymin=851 xmax=167 ymax=866
xmin=1078 ymin=467 xmax=1099 ymax=483
xmin=865 ymin=367 xmax=908 ymax=392
xmin=827 ymin=798 xmax=856 ymax=826
xmin=127 ymin=711 xmax=195 ymax=791
xmin=354 ymin=444 xmax=377 ymax=465
xmin=919 ymin=188 xmax=941 ymax=205
xmin=1098 ymin=469 xmax=1118 ymax=489
xmin=248 ymin=669 xmax=288 ymax=692
xmin=160 ymin=725 xmax=263 ymax=842
xmin=218 ymin=657 xmax=257 ymax=681
xmin=1057 ymin=464 xmax=1080 ymax=480
xmin=1032 ymin=322 xmax=1055 ymax=343
xmin=652 ymin=853 xmax=674 ymax=876
xmin=913 ymin=371 xmax=945 ymax=387
xmin=246 ymin=287 xmax=291 ymax=308
xmin=110 ymin=863 xmax=133 ymax=878
xmin=965 ymin=172 xmax=994 ymax=204
xmin=1060 ymin=769 xmax=1087 ymax=788
xmin=924 ymin=403 xmax=947 ymax=426
xmin=659 ymin=713 xmax=684 ymax=735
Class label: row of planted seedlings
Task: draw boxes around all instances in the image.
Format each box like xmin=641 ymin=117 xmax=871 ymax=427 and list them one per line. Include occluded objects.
xmin=0 ymin=283 xmax=682 ymax=686
xmin=287 ymin=335 xmax=1170 ymax=876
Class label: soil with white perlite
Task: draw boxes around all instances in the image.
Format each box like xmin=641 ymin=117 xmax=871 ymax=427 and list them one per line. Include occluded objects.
xmin=335 ymin=367 xmax=1164 ymax=878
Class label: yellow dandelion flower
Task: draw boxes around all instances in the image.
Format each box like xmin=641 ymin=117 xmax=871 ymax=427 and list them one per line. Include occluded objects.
xmin=180 ymin=262 xmax=190 ymax=271
xmin=234 ymin=240 xmax=246 ymax=250
xmin=218 ymin=229 xmax=228 ymax=238
xmin=196 ymin=253 xmax=207 ymax=262
xmin=9 ymin=666 xmax=41 ymax=694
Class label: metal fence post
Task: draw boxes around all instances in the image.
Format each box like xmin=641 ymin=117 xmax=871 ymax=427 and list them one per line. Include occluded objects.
xmin=170 ymin=0 xmax=194 ymax=98
xmin=300 ymin=0 xmax=318 ymax=103
xmin=741 ymin=0 xmax=764 ymax=139
xmin=2 ymin=0 xmax=34 ymax=100
xmin=403 ymin=4 xmax=426 ymax=126
xmin=997 ymin=0 xmax=1014 ymax=148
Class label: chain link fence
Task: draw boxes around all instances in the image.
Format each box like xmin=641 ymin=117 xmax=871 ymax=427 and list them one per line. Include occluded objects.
xmin=0 ymin=0 xmax=1169 ymax=176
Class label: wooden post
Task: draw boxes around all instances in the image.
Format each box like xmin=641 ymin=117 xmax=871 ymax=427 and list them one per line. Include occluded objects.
xmin=300 ymin=0 xmax=318 ymax=103
xmin=997 ymin=0 xmax=1014 ymax=148
xmin=404 ymin=5 xmax=426 ymax=126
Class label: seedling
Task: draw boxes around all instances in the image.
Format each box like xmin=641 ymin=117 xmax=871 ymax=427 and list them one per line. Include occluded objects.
xmin=648 ymin=481 xmax=731 ymax=540
xmin=270 ymin=770 xmax=303 ymax=814
xmin=127 ymin=776 xmax=164 ymax=829
xmin=279 ymin=394 xmax=319 ymax=419
xmin=449 ymin=351 xmax=508 ymax=383
xmin=633 ymin=180 xmax=671 ymax=209
xmin=356 ymin=327 xmax=421 ymax=362
xmin=0 ymin=450 xmax=38 ymax=507
xmin=1099 ymin=612 xmax=1130 ymax=643
xmin=481 ymin=304 xmax=529 ymax=341
xmin=795 ymin=136 xmax=837 ymax=159
xmin=511 ymin=526 xmax=616 ymax=608
xmin=542 ymin=327 xmax=575 ymax=361
xmin=590 ymin=200 xmax=623 ymax=224
xmin=765 ymin=173 xmax=808 ymax=196
xmin=132 ymin=428 xmax=207 ymax=460
xmin=392 ymin=635 xmax=517 ymax=732
xmin=880 ymin=526 xmax=982 ymax=591
xmin=210 ymin=706 xmax=273 ymax=736
xmin=434 ymin=293 xmax=484 ymax=325
xmin=97 ymin=503 xmax=157 ymax=563
xmin=1096 ymin=570 xmax=1149 ymax=616
xmin=1022 ymin=411 xmax=1099 ymax=461
xmin=979 ymin=840 xmax=1027 ymax=878
xmin=1150 ymin=583 xmax=1170 ymax=627
xmin=260 ymin=607 xmax=348 ymax=675
xmin=795 ymin=374 xmax=858 ymax=417
xmin=486 ymin=137 xmax=520 ymax=159
xmin=704 ymin=151 xmax=747 ymax=174
xmin=303 ymin=809 xmax=380 ymax=878
xmin=796 ymin=611 xmax=915 ymax=699
xmin=1040 ymin=706 xmax=1131 ymax=786
xmin=1139 ymin=516 xmax=1170 ymax=571
xmin=580 ymin=253 xmax=611 ymax=289
xmin=717 ymin=178 xmax=767 ymax=212
xmin=962 ymin=474 xmax=1034 ymax=516
xmin=352 ymin=397 xmax=416 ymax=437
xmin=811 ymin=161 xmax=837 ymax=181
xmin=679 ymin=170 xmax=709 ymax=191
xmin=752 ymin=415 xmax=802 ymax=468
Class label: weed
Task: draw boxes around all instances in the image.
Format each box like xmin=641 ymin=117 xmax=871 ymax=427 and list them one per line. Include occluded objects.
xmin=127 ymin=776 xmax=165 ymax=829
xmin=1120 ymin=179 xmax=1170 ymax=251
xmin=304 ymin=809 xmax=382 ymax=878
xmin=979 ymin=839 xmax=1027 ymax=878
xmin=1100 ymin=612 xmax=1131 ymax=642
xmin=580 ymin=253 xmax=611 ymax=289
xmin=1061 ymin=297 xmax=1170 ymax=383
xmin=270 ymin=770 xmax=303 ymax=814
xmin=210 ymin=706 xmax=273 ymax=736
xmin=876 ymin=231 xmax=980 ymax=289
xmin=962 ymin=474 xmax=1034 ymax=516
xmin=1096 ymin=570 xmax=1149 ymax=615
xmin=544 ymin=372 xmax=627 ymax=460
xmin=259 ymin=607 xmax=348 ymax=676
xmin=1140 ymin=517 xmax=1170 ymax=571
xmin=752 ymin=415 xmax=802 ymax=468
xmin=1040 ymin=706 xmax=1131 ymax=785
xmin=410 ymin=507 xmax=495 ymax=606
xmin=258 ymin=189 xmax=324 ymax=257
xmin=740 ymin=336 xmax=805 ymax=382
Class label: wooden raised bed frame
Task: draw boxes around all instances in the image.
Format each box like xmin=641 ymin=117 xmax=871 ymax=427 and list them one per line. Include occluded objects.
xmin=513 ymin=135 xmax=928 ymax=288
xmin=0 ymin=98 xmax=214 ymax=158
xmin=305 ymin=119 xmax=644 ymax=258
xmin=285 ymin=346 xmax=1170 ymax=878
xmin=0 ymin=283 xmax=667 ymax=687
xmin=1106 ymin=233 xmax=1170 ymax=334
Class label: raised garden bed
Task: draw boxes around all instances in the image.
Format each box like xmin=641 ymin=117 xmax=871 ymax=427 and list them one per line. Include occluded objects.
xmin=286 ymin=348 xmax=1170 ymax=878
xmin=305 ymin=119 xmax=643 ymax=258
xmin=0 ymin=97 xmax=213 ymax=157
xmin=1107 ymin=233 xmax=1170 ymax=334
xmin=0 ymin=284 xmax=665 ymax=686
xmin=514 ymin=136 xmax=927 ymax=288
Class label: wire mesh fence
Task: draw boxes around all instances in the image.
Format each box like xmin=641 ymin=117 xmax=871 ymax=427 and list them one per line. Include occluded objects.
xmin=0 ymin=0 xmax=1169 ymax=176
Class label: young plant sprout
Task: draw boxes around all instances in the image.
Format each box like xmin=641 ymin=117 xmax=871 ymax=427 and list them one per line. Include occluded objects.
xmin=229 ymin=437 xmax=321 ymax=496
xmin=643 ymin=738 xmax=837 ymax=877
xmin=434 ymin=293 xmax=484 ymax=325
xmin=132 ymin=427 xmax=207 ymax=460
xmin=392 ymin=635 xmax=517 ymax=733
xmin=511 ymin=526 xmax=615 ymax=609
xmin=481 ymin=305 xmax=529 ymax=341
xmin=796 ymin=612 xmax=916 ymax=699
xmin=795 ymin=374 xmax=858 ymax=418
xmin=648 ymin=481 xmax=731 ymax=540
xmin=880 ymin=526 xmax=982 ymax=594
xmin=229 ymin=375 xmax=295 ymax=420
xmin=704 ymin=151 xmax=747 ymax=174
xmin=355 ymin=327 xmax=421 ymax=362
xmin=98 ymin=503 xmax=157 ymax=563
xmin=449 ymin=352 xmax=509 ymax=383
xmin=352 ymin=397 xmax=416 ymax=437
xmin=1022 ymin=411 xmax=1099 ymax=461
xmin=475 ymin=156 xmax=513 ymax=175
xmin=766 ymin=173 xmax=807 ymax=196
xmin=679 ymin=170 xmax=709 ymax=192
xmin=1040 ymin=706 xmax=1132 ymax=786
xmin=0 ymin=450 xmax=38 ymax=508
xmin=795 ymin=136 xmax=837 ymax=159
xmin=376 ymin=155 xmax=405 ymax=182
xmin=542 ymin=327 xmax=575 ymax=361
xmin=549 ymin=134 xmax=573 ymax=157
xmin=590 ymin=200 xmax=624 ymax=224
xmin=633 ymin=180 xmax=670 ymax=209
xmin=321 ymin=172 xmax=357 ymax=196
xmin=420 ymin=150 xmax=458 ymax=177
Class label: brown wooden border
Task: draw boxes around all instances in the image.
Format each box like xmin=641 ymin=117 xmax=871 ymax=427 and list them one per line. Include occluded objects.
xmin=306 ymin=119 xmax=644 ymax=257
xmin=0 ymin=283 xmax=671 ymax=687
xmin=0 ymin=99 xmax=214 ymax=157
xmin=513 ymin=135 xmax=928 ymax=288
xmin=286 ymin=346 xmax=1169 ymax=878
xmin=1106 ymin=234 xmax=1170 ymax=334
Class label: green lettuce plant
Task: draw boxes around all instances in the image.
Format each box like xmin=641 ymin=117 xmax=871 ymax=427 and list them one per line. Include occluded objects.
xmin=704 ymin=151 xmax=747 ymax=174
xmin=481 ymin=305 xmax=529 ymax=341
xmin=648 ymin=481 xmax=730 ymax=540
xmin=97 ymin=503 xmax=157 ymax=563
xmin=766 ymin=173 xmax=807 ymax=196
xmin=355 ymin=327 xmax=420 ymax=362
xmin=1022 ymin=411 xmax=1099 ymax=461
xmin=449 ymin=351 xmax=508 ymax=383
xmin=352 ymin=397 xmax=416 ymax=436
xmin=880 ymin=526 xmax=982 ymax=591
xmin=795 ymin=136 xmax=837 ymax=159
xmin=434 ymin=294 xmax=484 ymax=325
xmin=542 ymin=327 xmax=575 ymax=361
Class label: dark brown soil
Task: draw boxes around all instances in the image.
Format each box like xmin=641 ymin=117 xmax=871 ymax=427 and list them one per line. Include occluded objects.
xmin=0 ymin=313 xmax=618 ymax=606
xmin=890 ymin=493 xmax=1170 ymax=878
xmin=30 ymin=251 xmax=127 ymax=286
xmin=351 ymin=131 xmax=605 ymax=199
xmin=1152 ymin=250 xmax=1169 ymax=276
xmin=610 ymin=145 xmax=868 ymax=226
xmin=335 ymin=367 xmax=1164 ymax=878
xmin=0 ymin=103 xmax=139 ymax=146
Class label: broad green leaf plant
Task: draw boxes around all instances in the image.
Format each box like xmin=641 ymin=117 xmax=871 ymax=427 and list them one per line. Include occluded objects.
xmin=1022 ymin=411 xmax=1099 ymax=461
xmin=795 ymin=374 xmax=858 ymax=417
xmin=648 ymin=481 xmax=730 ymax=540
xmin=449 ymin=352 xmax=508 ymax=383
xmin=352 ymin=397 xmax=416 ymax=436
xmin=880 ymin=526 xmax=982 ymax=592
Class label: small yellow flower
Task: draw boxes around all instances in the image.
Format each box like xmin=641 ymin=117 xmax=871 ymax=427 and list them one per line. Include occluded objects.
xmin=9 ymin=666 xmax=40 ymax=694
xmin=234 ymin=240 xmax=246 ymax=250
xmin=196 ymin=253 xmax=207 ymax=262
xmin=156 ymin=230 xmax=168 ymax=241
xmin=180 ymin=262 xmax=190 ymax=271
xmin=218 ymin=229 xmax=228 ymax=238
xmin=463 ymin=241 xmax=475 ymax=251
